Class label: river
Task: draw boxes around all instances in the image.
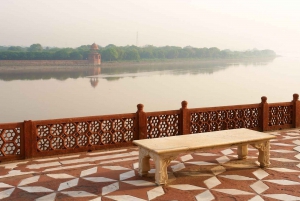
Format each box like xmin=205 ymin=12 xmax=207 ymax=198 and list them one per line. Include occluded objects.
xmin=1 ymin=56 xmax=299 ymax=123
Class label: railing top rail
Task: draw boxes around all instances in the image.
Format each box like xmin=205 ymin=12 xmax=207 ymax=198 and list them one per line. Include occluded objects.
xmin=33 ymin=113 xmax=136 ymax=125
xmin=0 ymin=122 xmax=23 ymax=128
xmin=146 ymin=110 xmax=180 ymax=116
xmin=269 ymin=102 xmax=293 ymax=107
xmin=188 ymin=103 xmax=261 ymax=113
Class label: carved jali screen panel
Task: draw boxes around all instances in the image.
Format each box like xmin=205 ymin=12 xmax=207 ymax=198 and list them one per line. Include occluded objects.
xmin=190 ymin=107 xmax=261 ymax=133
xmin=36 ymin=117 xmax=135 ymax=152
xmin=147 ymin=114 xmax=179 ymax=138
xmin=269 ymin=105 xmax=293 ymax=126
xmin=0 ymin=127 xmax=21 ymax=156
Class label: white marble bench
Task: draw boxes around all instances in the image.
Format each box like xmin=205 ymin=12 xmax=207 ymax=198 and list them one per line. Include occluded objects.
xmin=133 ymin=128 xmax=276 ymax=185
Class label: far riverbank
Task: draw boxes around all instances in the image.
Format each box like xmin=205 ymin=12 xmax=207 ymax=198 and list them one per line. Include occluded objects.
xmin=0 ymin=57 xmax=277 ymax=73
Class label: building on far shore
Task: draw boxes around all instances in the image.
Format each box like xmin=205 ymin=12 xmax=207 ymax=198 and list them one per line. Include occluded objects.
xmin=88 ymin=43 xmax=101 ymax=65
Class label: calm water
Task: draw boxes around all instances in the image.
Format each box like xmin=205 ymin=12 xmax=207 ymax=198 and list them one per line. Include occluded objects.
xmin=1 ymin=57 xmax=300 ymax=123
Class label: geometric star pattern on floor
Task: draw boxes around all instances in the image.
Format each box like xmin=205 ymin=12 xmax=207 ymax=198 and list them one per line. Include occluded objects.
xmin=1 ymin=129 xmax=300 ymax=200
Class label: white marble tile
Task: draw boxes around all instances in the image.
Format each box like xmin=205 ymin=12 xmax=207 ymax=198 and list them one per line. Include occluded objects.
xmin=263 ymin=194 xmax=300 ymax=200
xmin=0 ymin=182 xmax=13 ymax=188
xmin=171 ymin=163 xmax=185 ymax=172
xmin=149 ymin=169 xmax=156 ymax=174
xmin=180 ymin=154 xmax=193 ymax=162
xmin=57 ymin=178 xmax=79 ymax=191
xmin=0 ymin=170 xmax=36 ymax=179
xmin=271 ymin=143 xmax=295 ymax=146
xmin=286 ymin=132 xmax=300 ymax=136
xmin=89 ymin=197 xmax=102 ymax=201
xmin=195 ymin=190 xmax=215 ymax=201
xmin=147 ymin=186 xmax=164 ymax=200
xmin=204 ymin=176 xmax=221 ymax=189
xmin=102 ymin=166 xmax=129 ymax=171
xmin=270 ymin=150 xmax=295 ymax=153
xmin=294 ymin=146 xmax=300 ymax=152
xmin=133 ymin=162 xmax=139 ymax=169
xmin=87 ymin=149 xmax=127 ymax=156
xmin=0 ymin=161 xmax=28 ymax=169
xmin=18 ymin=175 xmax=40 ymax=186
xmin=216 ymin=156 xmax=230 ymax=164
xmin=195 ymin=153 xmax=219 ymax=156
xmin=264 ymin=179 xmax=300 ymax=185
xmin=122 ymin=180 xmax=155 ymax=186
xmin=186 ymin=161 xmax=217 ymax=166
xmin=61 ymin=191 xmax=96 ymax=197
xmin=120 ymin=170 xmax=135 ymax=180
xmin=99 ymin=156 xmax=138 ymax=164
xmin=0 ymin=188 xmax=15 ymax=199
xmin=92 ymin=151 xmax=138 ymax=162
xmin=58 ymin=155 xmax=80 ymax=159
xmin=268 ymin=168 xmax=300 ymax=173
xmin=83 ymin=177 xmax=116 ymax=183
xmin=211 ymin=166 xmax=226 ymax=175
xmin=213 ymin=189 xmax=254 ymax=195
xmin=295 ymin=153 xmax=300 ymax=160
xmin=18 ymin=186 xmax=53 ymax=193
xmin=219 ymin=175 xmax=255 ymax=181
xmin=47 ymin=174 xmax=75 ymax=179
xmin=250 ymin=181 xmax=269 ymax=194
xmin=80 ymin=167 xmax=98 ymax=177
xmin=248 ymin=195 xmax=265 ymax=201
xmin=43 ymin=163 xmax=93 ymax=172
xmin=297 ymin=163 xmax=300 ymax=169
xmin=35 ymin=192 xmax=57 ymax=201
xmin=60 ymin=157 xmax=92 ymax=165
xmin=26 ymin=162 xmax=61 ymax=169
xmin=169 ymin=184 xmax=205 ymax=190
xmin=283 ymin=136 xmax=300 ymax=140
xmin=34 ymin=157 xmax=59 ymax=162
xmin=102 ymin=182 xmax=119 ymax=195
xmin=221 ymin=149 xmax=234 ymax=155
xmin=270 ymin=158 xmax=299 ymax=162
xmin=105 ymin=195 xmax=146 ymax=201
xmin=252 ymin=169 xmax=269 ymax=180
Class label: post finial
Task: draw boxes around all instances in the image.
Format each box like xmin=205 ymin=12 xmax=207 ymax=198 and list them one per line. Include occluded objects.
xmin=293 ymin=93 xmax=299 ymax=101
xmin=261 ymin=96 xmax=267 ymax=103
xmin=137 ymin=104 xmax=144 ymax=112
xmin=181 ymin=100 xmax=188 ymax=109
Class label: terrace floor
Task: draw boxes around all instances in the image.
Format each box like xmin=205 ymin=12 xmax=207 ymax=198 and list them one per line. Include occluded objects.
xmin=0 ymin=129 xmax=300 ymax=201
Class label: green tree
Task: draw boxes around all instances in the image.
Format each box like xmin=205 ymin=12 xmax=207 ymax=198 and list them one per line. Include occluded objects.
xmin=102 ymin=48 xmax=118 ymax=61
xmin=28 ymin=44 xmax=43 ymax=52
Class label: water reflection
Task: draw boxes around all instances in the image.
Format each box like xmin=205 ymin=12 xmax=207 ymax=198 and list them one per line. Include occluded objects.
xmin=0 ymin=57 xmax=275 ymax=87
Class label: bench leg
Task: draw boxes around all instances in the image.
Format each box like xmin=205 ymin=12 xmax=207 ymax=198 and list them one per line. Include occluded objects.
xmin=237 ymin=144 xmax=248 ymax=159
xmin=138 ymin=147 xmax=150 ymax=176
xmin=251 ymin=140 xmax=271 ymax=168
xmin=152 ymin=153 xmax=176 ymax=185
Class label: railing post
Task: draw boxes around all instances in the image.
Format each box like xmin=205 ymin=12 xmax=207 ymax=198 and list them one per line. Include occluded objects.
xmin=23 ymin=120 xmax=33 ymax=159
xmin=136 ymin=104 xmax=147 ymax=139
xmin=292 ymin=93 xmax=300 ymax=128
xmin=260 ymin=96 xmax=269 ymax=131
xmin=180 ymin=100 xmax=189 ymax=135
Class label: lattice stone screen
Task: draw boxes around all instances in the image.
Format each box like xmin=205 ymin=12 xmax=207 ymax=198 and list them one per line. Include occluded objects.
xmin=0 ymin=127 xmax=21 ymax=156
xmin=269 ymin=105 xmax=293 ymax=126
xmin=190 ymin=107 xmax=261 ymax=133
xmin=36 ymin=117 xmax=136 ymax=152
xmin=147 ymin=113 xmax=179 ymax=138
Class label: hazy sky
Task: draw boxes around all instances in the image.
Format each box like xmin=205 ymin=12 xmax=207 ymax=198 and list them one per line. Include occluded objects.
xmin=1 ymin=0 xmax=300 ymax=56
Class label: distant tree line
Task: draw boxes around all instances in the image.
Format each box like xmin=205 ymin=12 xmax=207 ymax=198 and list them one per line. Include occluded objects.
xmin=0 ymin=43 xmax=277 ymax=61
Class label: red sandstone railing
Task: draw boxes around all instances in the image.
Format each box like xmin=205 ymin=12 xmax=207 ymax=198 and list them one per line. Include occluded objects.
xmin=0 ymin=94 xmax=300 ymax=162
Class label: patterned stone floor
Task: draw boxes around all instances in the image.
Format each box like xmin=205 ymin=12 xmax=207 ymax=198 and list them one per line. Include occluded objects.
xmin=1 ymin=129 xmax=300 ymax=201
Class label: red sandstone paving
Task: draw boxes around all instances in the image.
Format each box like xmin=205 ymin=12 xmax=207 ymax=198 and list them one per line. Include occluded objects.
xmin=0 ymin=129 xmax=300 ymax=200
